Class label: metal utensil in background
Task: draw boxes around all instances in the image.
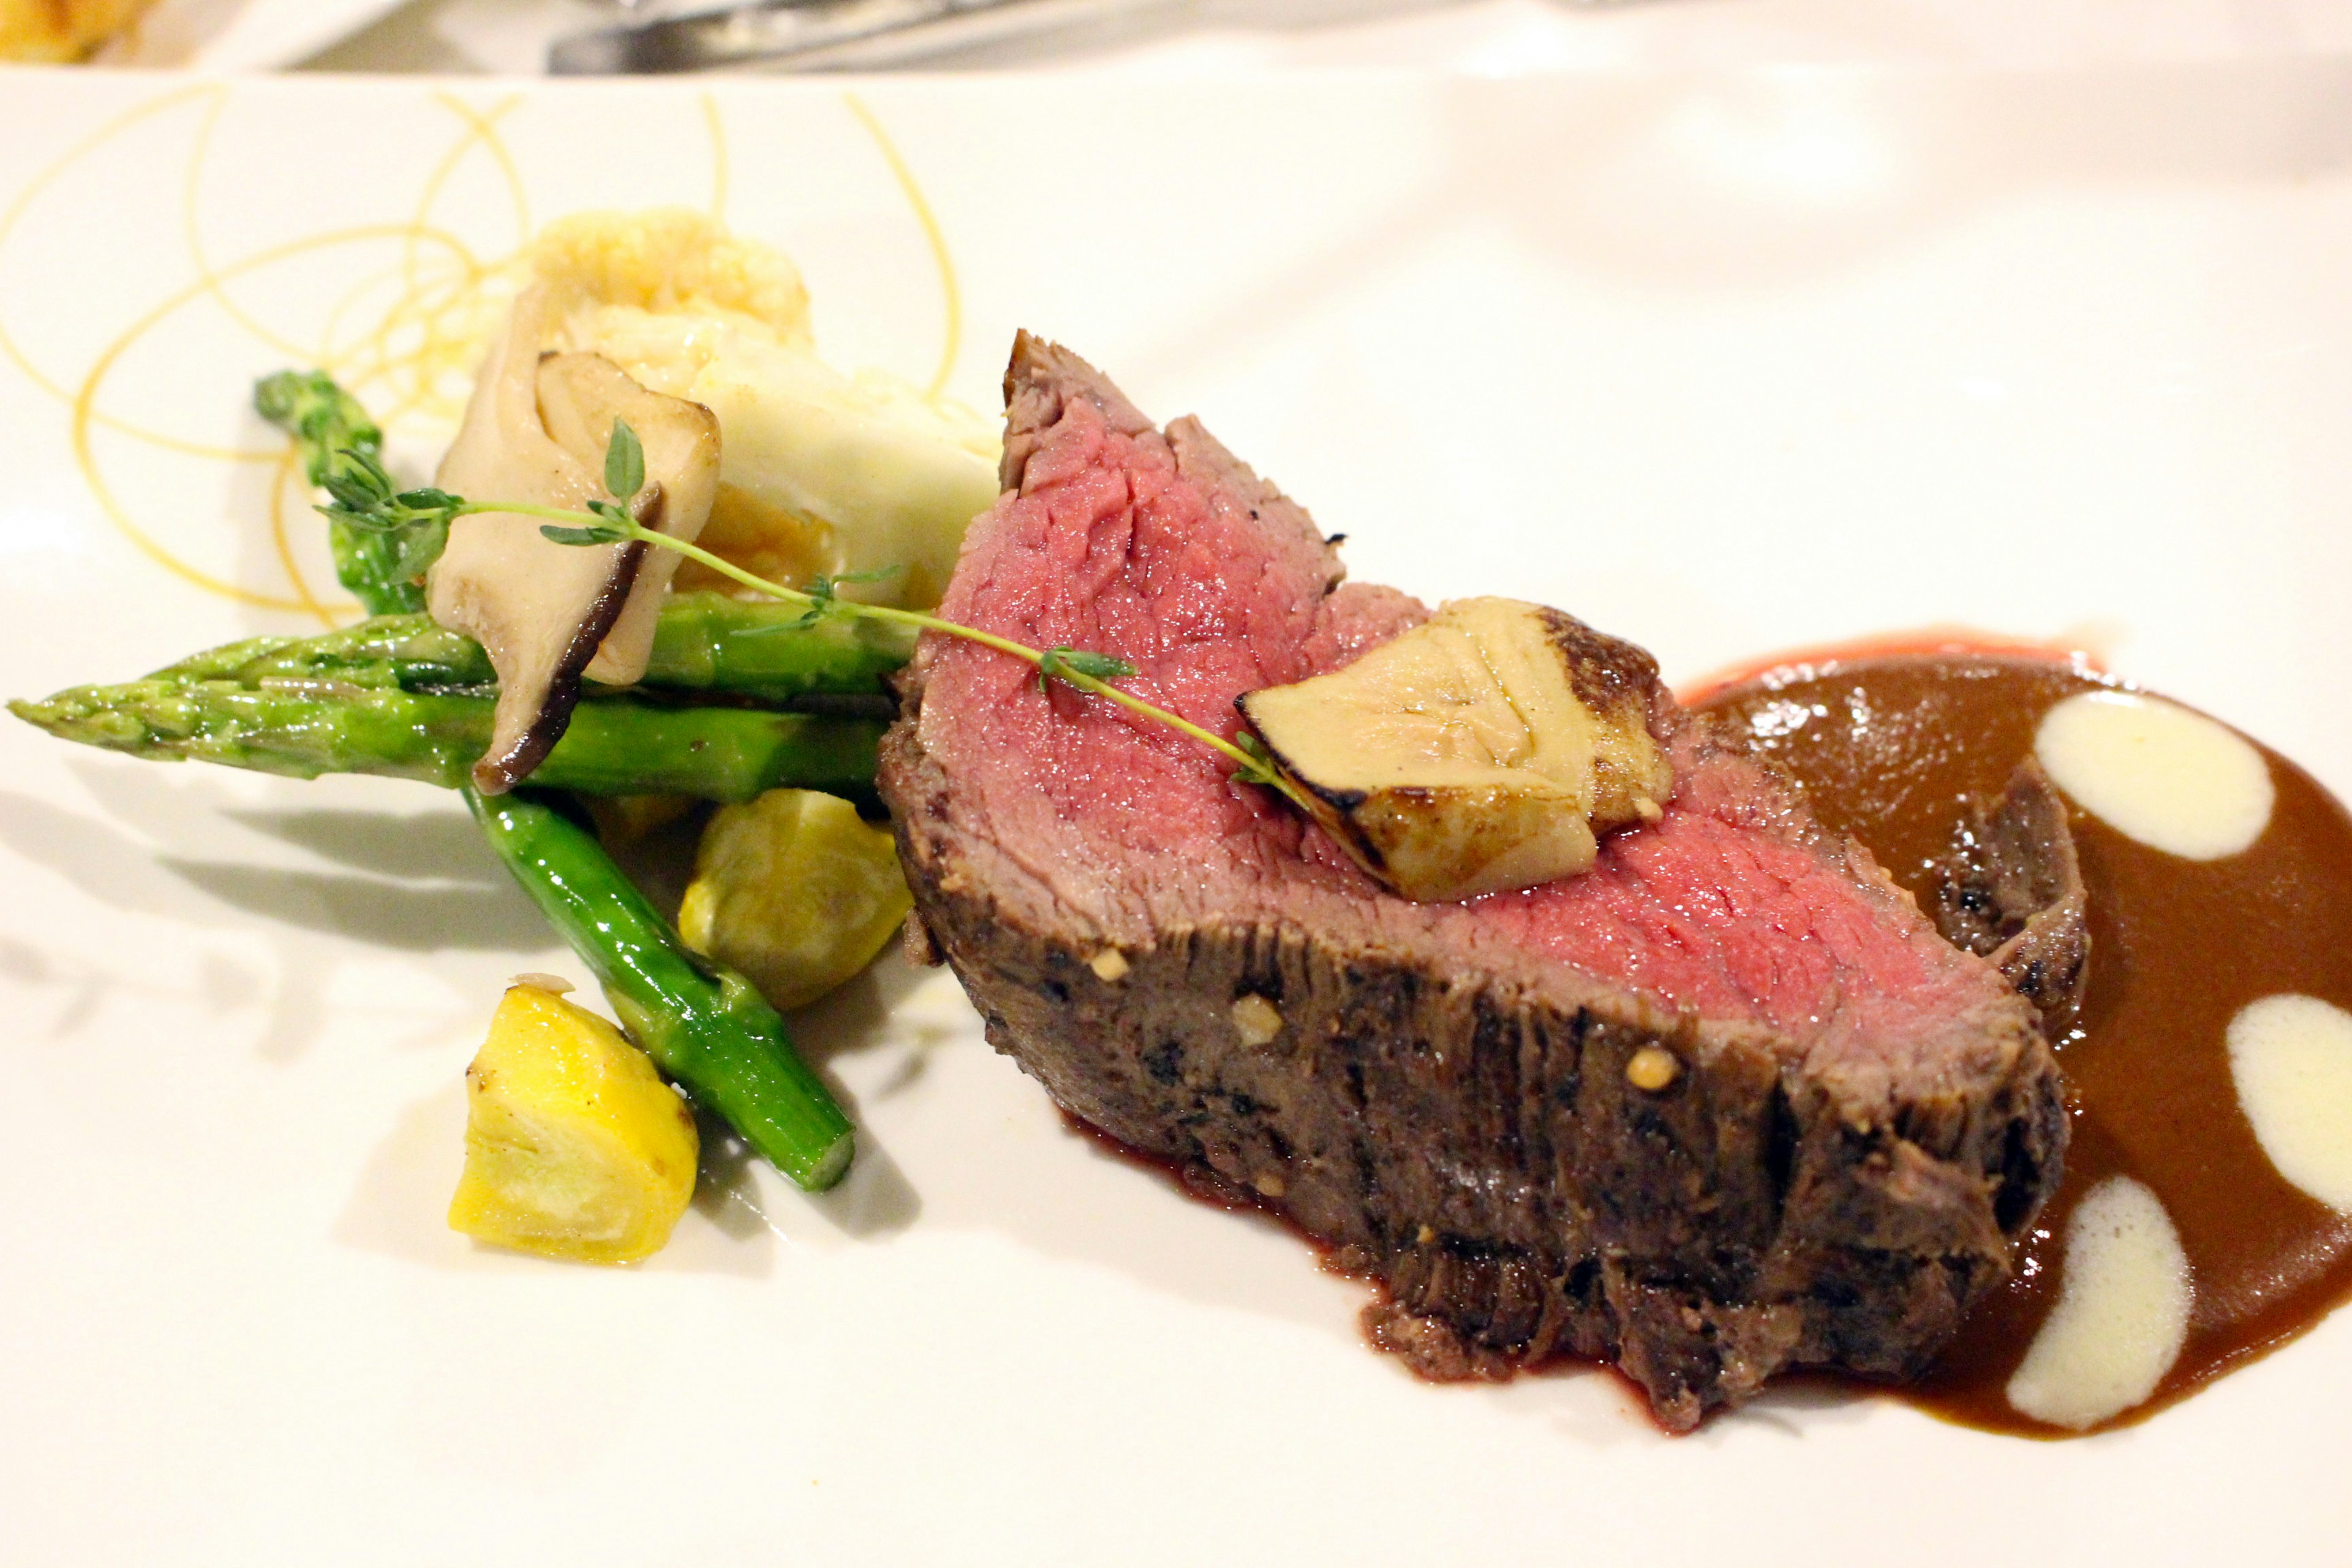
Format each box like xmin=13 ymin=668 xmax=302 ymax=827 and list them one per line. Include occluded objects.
xmin=548 ymin=0 xmax=1156 ymax=74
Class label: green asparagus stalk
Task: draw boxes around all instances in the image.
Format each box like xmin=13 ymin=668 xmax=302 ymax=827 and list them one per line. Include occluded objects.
xmin=644 ymin=592 xmax=914 ymax=703
xmin=10 ymin=677 xmax=881 ymax=803
xmin=254 ymin=371 xmax=429 ymax=616
xmin=537 ymin=701 xmax=879 ymax=802
xmin=141 ymin=594 xmax=911 ymax=710
xmin=468 ymin=787 xmax=854 ymax=1190
xmin=151 ymin=616 xmax=494 ymax=693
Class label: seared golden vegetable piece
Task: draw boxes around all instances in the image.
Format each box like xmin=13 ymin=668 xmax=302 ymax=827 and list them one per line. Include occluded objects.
xmin=679 ymin=789 xmax=911 ymax=1011
xmin=448 ymin=982 xmax=699 ymax=1264
xmin=1238 ymin=598 xmax=1673 ymax=902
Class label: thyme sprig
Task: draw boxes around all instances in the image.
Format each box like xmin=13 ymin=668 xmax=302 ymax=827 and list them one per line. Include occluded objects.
xmin=319 ymin=421 xmax=1310 ymax=811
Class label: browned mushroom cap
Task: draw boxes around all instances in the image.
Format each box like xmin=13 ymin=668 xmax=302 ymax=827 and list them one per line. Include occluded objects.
xmin=1236 ymin=598 xmax=1674 ymax=902
xmin=427 ymin=288 xmax=721 ymax=794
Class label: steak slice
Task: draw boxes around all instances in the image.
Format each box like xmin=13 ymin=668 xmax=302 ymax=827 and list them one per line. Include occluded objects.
xmin=880 ymin=334 xmax=2067 ymax=1430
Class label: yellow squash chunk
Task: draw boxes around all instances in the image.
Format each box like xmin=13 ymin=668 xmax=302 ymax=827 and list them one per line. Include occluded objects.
xmin=449 ymin=984 xmax=699 ymax=1265
xmin=679 ymin=788 xmax=911 ymax=1011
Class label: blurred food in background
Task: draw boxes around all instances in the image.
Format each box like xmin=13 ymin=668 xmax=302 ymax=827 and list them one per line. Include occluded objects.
xmin=1 ymin=0 xmax=156 ymax=61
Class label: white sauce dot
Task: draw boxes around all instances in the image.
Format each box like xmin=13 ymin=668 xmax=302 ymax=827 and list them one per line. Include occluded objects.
xmin=2005 ymin=1175 xmax=2192 ymax=1430
xmin=2033 ymin=690 xmax=2272 ymax=860
xmin=2228 ymin=993 xmax=2352 ymax=1212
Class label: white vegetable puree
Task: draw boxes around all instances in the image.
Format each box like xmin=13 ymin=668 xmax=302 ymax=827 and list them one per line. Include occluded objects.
xmin=2228 ymin=994 xmax=2352 ymax=1213
xmin=2005 ymin=1175 xmax=2192 ymax=1430
xmin=2034 ymin=690 xmax=2272 ymax=860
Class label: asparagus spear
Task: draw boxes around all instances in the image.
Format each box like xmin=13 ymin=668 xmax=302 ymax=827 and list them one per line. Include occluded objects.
xmin=254 ymin=371 xmax=429 ymax=616
xmin=10 ymin=677 xmax=881 ymax=803
xmin=141 ymin=595 xmax=911 ymax=710
xmin=151 ymin=616 xmax=494 ymax=693
xmin=469 ymin=788 xmax=854 ymax=1191
xmin=644 ymin=592 xmax=913 ymax=704
xmin=541 ymin=701 xmax=878 ymax=802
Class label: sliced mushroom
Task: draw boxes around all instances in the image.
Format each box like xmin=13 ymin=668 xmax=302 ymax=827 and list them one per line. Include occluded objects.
xmin=428 ymin=287 xmax=721 ymax=793
xmin=1237 ymin=597 xmax=1674 ymax=902
xmin=533 ymin=350 xmax=720 ymax=684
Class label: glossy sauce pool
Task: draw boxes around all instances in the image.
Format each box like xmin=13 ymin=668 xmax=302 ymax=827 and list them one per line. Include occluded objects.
xmin=1694 ymin=652 xmax=2352 ymax=1436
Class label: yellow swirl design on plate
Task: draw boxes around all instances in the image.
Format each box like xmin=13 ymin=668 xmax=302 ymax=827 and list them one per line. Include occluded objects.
xmin=0 ymin=85 xmax=965 ymax=626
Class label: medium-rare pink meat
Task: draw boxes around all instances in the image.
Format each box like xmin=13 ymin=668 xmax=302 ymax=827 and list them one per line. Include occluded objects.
xmin=880 ymin=334 xmax=2066 ymax=1429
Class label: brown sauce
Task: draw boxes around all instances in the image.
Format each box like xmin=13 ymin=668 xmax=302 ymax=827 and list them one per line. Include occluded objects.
xmin=1679 ymin=627 xmax=2097 ymax=707
xmin=1696 ymin=652 xmax=2352 ymax=1436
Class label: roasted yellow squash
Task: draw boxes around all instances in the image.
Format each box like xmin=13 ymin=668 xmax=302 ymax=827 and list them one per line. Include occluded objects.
xmin=678 ymin=788 xmax=910 ymax=1011
xmin=448 ymin=982 xmax=699 ymax=1264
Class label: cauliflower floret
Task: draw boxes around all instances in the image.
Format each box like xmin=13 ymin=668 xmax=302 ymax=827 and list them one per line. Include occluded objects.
xmin=532 ymin=209 xmax=813 ymax=350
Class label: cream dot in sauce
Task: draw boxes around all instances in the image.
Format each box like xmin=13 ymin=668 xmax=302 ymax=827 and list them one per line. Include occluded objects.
xmin=2033 ymin=690 xmax=2274 ymax=861
xmin=2005 ymin=1176 xmax=2193 ymax=1430
xmin=2228 ymin=993 xmax=2352 ymax=1213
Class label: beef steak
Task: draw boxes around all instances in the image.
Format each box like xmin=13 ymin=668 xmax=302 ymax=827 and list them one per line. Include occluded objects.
xmin=879 ymin=334 xmax=2067 ymax=1430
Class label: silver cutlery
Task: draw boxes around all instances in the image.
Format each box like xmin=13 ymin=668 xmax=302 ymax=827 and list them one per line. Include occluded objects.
xmin=548 ymin=0 xmax=1142 ymax=75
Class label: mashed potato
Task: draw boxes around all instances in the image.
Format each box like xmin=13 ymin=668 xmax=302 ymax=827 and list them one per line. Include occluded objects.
xmin=522 ymin=210 xmax=1000 ymax=611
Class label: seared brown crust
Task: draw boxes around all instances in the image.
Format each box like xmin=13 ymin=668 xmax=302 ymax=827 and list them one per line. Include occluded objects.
xmin=884 ymin=717 xmax=2066 ymax=1430
xmin=1534 ymin=604 xmax=1667 ymax=731
xmin=998 ymin=328 xmax=1155 ymax=492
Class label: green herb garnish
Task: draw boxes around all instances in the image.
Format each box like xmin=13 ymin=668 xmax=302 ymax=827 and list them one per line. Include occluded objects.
xmin=317 ymin=424 xmax=1311 ymax=813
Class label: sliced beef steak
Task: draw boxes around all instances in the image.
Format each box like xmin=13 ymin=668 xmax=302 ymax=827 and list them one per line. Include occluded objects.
xmin=880 ymin=334 xmax=2067 ymax=1430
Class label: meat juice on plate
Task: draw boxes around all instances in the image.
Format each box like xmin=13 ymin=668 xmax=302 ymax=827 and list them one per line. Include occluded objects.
xmin=1694 ymin=649 xmax=2352 ymax=1436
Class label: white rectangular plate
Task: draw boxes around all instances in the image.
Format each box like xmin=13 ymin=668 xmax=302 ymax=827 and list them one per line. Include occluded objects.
xmin=2 ymin=62 xmax=2349 ymax=1566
